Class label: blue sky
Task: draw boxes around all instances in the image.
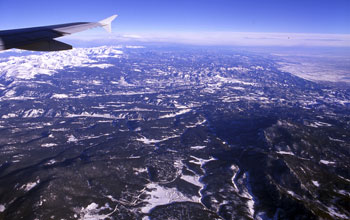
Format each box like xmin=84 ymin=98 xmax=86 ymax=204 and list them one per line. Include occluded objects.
xmin=1 ymin=0 xmax=349 ymax=46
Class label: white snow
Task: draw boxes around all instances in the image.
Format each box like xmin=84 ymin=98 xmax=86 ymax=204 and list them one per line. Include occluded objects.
xmin=0 ymin=204 xmax=5 ymax=212
xmin=86 ymin=64 xmax=113 ymax=69
xmin=133 ymin=167 xmax=148 ymax=174
xmin=78 ymin=202 xmax=117 ymax=220
xmin=91 ymin=80 xmax=102 ymax=85
xmin=173 ymin=103 xmax=188 ymax=109
xmin=174 ymin=159 xmax=203 ymax=191
xmin=239 ymin=173 xmax=255 ymax=217
xmin=337 ymin=190 xmax=350 ymax=197
xmin=326 ymin=206 xmax=348 ymax=219
xmin=135 ymin=135 xmax=179 ymax=145
xmin=1 ymin=113 xmax=17 ymax=118
xmin=79 ymin=133 xmax=110 ymax=141
xmin=41 ymin=143 xmax=57 ymax=148
xmin=187 ymin=156 xmax=218 ymax=206
xmin=276 ymin=151 xmax=294 ymax=155
xmin=230 ymin=165 xmax=240 ymax=190
xmin=51 ymin=128 xmax=69 ymax=132
xmin=46 ymin=159 xmax=57 ymax=165
xmin=232 ymin=86 xmax=246 ymax=90
xmin=115 ymin=76 xmax=133 ymax=86
xmin=159 ymin=109 xmax=191 ymax=119
xmin=65 ymin=112 xmax=117 ymax=119
xmin=106 ymin=195 xmax=118 ymax=202
xmin=252 ymin=66 xmax=264 ymax=70
xmin=190 ymin=146 xmax=206 ymax=150
xmin=227 ymin=67 xmax=249 ymax=72
xmin=186 ymin=119 xmax=207 ymax=128
xmin=231 ymin=169 xmax=256 ymax=218
xmin=51 ymin=94 xmax=69 ymax=99
xmin=320 ymin=160 xmax=336 ymax=165
xmin=180 ymin=174 xmax=202 ymax=188
xmin=0 ymin=46 xmax=122 ymax=80
xmin=67 ymin=135 xmax=78 ymax=143
xmin=0 ymin=96 xmax=36 ymax=101
xmin=97 ymin=120 xmax=113 ymax=123
xmin=4 ymin=89 xmax=16 ymax=97
xmin=308 ymin=121 xmax=332 ymax=128
xmin=329 ymin=137 xmax=345 ymax=143
xmin=141 ymin=157 xmax=212 ymax=213
xmin=287 ymin=190 xmax=297 ymax=197
xmin=23 ymin=109 xmax=44 ymax=118
xmin=189 ymin=155 xmax=216 ymax=166
xmin=21 ymin=179 xmax=40 ymax=192
xmin=141 ymin=183 xmax=199 ymax=213
xmin=311 ymin=180 xmax=320 ymax=187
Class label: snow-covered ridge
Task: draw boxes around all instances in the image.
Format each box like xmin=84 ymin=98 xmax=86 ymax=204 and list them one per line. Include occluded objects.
xmin=0 ymin=46 xmax=123 ymax=80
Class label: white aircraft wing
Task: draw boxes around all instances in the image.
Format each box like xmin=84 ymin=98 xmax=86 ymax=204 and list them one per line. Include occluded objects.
xmin=0 ymin=15 xmax=117 ymax=51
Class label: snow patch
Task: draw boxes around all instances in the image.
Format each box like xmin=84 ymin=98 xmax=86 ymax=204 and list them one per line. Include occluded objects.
xmin=190 ymin=146 xmax=206 ymax=150
xmin=1 ymin=113 xmax=17 ymax=118
xmin=51 ymin=94 xmax=69 ymax=99
xmin=186 ymin=119 xmax=207 ymax=128
xmin=329 ymin=137 xmax=345 ymax=143
xmin=86 ymin=64 xmax=113 ymax=69
xmin=133 ymin=167 xmax=148 ymax=174
xmin=51 ymin=128 xmax=69 ymax=132
xmin=180 ymin=174 xmax=202 ymax=188
xmin=67 ymin=135 xmax=78 ymax=143
xmin=66 ymin=112 xmax=117 ymax=119
xmin=311 ymin=180 xmax=320 ymax=187
xmin=159 ymin=109 xmax=191 ymax=119
xmin=337 ymin=190 xmax=350 ymax=197
xmin=308 ymin=121 xmax=332 ymax=128
xmin=41 ymin=143 xmax=57 ymax=148
xmin=189 ymin=155 xmax=216 ymax=166
xmin=230 ymin=165 xmax=240 ymax=191
xmin=21 ymin=179 xmax=40 ymax=192
xmin=276 ymin=151 xmax=294 ymax=155
xmin=136 ymin=135 xmax=179 ymax=145
xmin=141 ymin=183 xmax=199 ymax=213
xmin=23 ymin=109 xmax=44 ymax=118
xmin=320 ymin=160 xmax=336 ymax=165
xmin=326 ymin=205 xmax=348 ymax=219
xmin=46 ymin=159 xmax=57 ymax=165
xmin=77 ymin=202 xmax=117 ymax=220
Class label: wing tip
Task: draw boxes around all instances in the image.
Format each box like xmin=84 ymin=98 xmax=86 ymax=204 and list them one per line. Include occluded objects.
xmin=99 ymin=14 xmax=118 ymax=33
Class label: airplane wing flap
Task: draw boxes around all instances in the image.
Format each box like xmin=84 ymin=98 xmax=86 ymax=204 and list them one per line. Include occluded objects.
xmin=16 ymin=39 xmax=72 ymax=51
xmin=0 ymin=29 xmax=63 ymax=50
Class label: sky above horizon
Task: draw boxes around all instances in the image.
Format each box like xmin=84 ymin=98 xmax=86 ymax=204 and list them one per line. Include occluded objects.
xmin=1 ymin=0 xmax=349 ymax=46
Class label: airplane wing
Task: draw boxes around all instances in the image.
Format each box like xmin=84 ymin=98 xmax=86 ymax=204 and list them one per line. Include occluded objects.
xmin=0 ymin=15 xmax=117 ymax=51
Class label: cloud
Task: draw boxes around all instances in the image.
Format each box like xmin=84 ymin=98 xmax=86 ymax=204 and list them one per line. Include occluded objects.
xmin=121 ymin=34 xmax=143 ymax=39
xmin=127 ymin=32 xmax=350 ymax=47
xmin=64 ymin=31 xmax=350 ymax=47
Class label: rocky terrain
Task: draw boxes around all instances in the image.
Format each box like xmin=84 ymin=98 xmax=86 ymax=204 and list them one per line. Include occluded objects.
xmin=0 ymin=46 xmax=349 ymax=219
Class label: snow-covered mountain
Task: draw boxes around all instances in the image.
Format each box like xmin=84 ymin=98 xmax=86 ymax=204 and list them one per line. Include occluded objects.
xmin=0 ymin=46 xmax=123 ymax=80
xmin=0 ymin=46 xmax=349 ymax=220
